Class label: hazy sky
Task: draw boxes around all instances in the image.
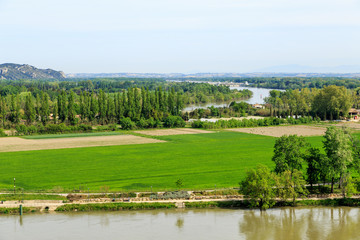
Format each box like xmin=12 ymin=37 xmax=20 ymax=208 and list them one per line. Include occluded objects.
xmin=0 ymin=0 xmax=359 ymax=73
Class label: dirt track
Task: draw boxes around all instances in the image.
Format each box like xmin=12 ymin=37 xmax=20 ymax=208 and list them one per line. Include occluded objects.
xmin=134 ymin=128 xmax=214 ymax=136
xmin=228 ymin=125 xmax=327 ymax=137
xmin=0 ymin=135 xmax=165 ymax=152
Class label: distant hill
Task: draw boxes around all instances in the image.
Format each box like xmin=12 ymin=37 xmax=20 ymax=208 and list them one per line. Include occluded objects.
xmin=0 ymin=63 xmax=66 ymax=80
xmin=70 ymin=71 xmax=360 ymax=79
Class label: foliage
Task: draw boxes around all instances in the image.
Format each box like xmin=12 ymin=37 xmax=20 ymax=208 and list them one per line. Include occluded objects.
xmin=151 ymin=191 xmax=190 ymax=200
xmin=240 ymin=164 xmax=277 ymax=210
xmin=191 ymin=116 xmax=316 ymax=129
xmin=175 ymin=179 xmax=184 ymax=189
xmin=163 ymin=116 xmax=185 ymax=128
xmin=323 ymin=126 xmax=353 ymax=192
xmin=304 ymin=147 xmax=329 ymax=188
xmin=55 ymin=202 xmax=176 ymax=212
xmin=272 ymin=135 xmax=308 ymax=174
xmin=276 ymin=169 xmax=308 ymax=206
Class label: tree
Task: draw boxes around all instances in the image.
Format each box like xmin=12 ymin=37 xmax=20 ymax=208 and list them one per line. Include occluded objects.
xmin=312 ymin=85 xmax=352 ymax=120
xmin=67 ymin=91 xmax=76 ymax=125
xmin=272 ymin=135 xmax=308 ymax=175
xmin=240 ymin=164 xmax=277 ymax=210
xmin=175 ymin=178 xmax=183 ymax=189
xmin=24 ymin=94 xmax=35 ymax=125
xmin=0 ymin=96 xmax=7 ymax=128
xmin=277 ymin=169 xmax=308 ymax=206
xmin=340 ymin=173 xmax=355 ymax=198
xmin=304 ymin=147 xmax=327 ymax=188
xmin=40 ymin=92 xmax=50 ymax=125
xmin=323 ymin=127 xmax=353 ymax=193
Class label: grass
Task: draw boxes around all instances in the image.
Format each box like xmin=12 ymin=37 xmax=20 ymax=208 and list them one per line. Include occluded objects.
xmin=55 ymin=202 xmax=176 ymax=212
xmin=0 ymin=194 xmax=66 ymax=201
xmin=22 ymin=131 xmax=124 ymax=139
xmin=0 ymin=131 xmax=327 ymax=192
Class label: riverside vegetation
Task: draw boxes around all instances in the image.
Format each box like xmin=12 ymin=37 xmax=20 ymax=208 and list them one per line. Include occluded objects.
xmin=0 ymin=79 xmax=252 ymax=134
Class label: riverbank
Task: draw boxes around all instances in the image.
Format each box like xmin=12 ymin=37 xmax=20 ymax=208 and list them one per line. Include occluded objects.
xmin=2 ymin=196 xmax=360 ymax=214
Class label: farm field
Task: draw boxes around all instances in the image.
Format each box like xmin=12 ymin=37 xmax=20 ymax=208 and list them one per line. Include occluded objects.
xmin=0 ymin=135 xmax=164 ymax=152
xmin=0 ymin=131 xmax=327 ymax=192
xmin=227 ymin=125 xmax=327 ymax=137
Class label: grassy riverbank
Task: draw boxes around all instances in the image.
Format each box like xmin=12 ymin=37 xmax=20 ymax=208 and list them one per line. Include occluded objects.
xmin=0 ymin=207 xmax=40 ymax=214
xmin=0 ymin=194 xmax=66 ymax=201
xmin=55 ymin=202 xmax=176 ymax=212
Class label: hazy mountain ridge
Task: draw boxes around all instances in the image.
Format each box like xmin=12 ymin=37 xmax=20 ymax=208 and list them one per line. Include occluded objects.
xmin=69 ymin=72 xmax=360 ymax=79
xmin=0 ymin=63 xmax=66 ymax=80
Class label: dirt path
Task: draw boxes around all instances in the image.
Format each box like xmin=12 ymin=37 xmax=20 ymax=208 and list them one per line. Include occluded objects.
xmin=227 ymin=125 xmax=327 ymax=137
xmin=0 ymin=135 xmax=165 ymax=152
xmin=134 ymin=128 xmax=214 ymax=136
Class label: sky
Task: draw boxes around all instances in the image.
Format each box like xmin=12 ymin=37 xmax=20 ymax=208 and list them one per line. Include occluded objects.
xmin=0 ymin=0 xmax=359 ymax=73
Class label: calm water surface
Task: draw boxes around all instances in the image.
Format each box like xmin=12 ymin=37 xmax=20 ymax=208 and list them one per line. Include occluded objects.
xmin=1 ymin=207 xmax=359 ymax=240
xmin=183 ymin=87 xmax=281 ymax=111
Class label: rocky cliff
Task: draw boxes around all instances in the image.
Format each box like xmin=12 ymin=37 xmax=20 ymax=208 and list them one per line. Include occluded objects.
xmin=0 ymin=63 xmax=66 ymax=80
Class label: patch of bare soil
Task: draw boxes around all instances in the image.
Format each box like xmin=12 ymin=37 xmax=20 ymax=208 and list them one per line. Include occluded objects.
xmin=134 ymin=128 xmax=214 ymax=136
xmin=0 ymin=135 xmax=165 ymax=152
xmin=227 ymin=125 xmax=327 ymax=137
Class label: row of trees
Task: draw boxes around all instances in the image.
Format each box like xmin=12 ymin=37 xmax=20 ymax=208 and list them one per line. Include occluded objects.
xmin=0 ymin=87 xmax=185 ymax=128
xmin=241 ymin=127 xmax=358 ymax=210
xmin=265 ymin=85 xmax=353 ymax=120
xmin=0 ymin=79 xmax=252 ymax=106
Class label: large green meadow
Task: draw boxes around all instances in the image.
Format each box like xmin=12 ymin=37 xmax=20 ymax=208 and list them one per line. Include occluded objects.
xmin=0 ymin=131 xmax=325 ymax=192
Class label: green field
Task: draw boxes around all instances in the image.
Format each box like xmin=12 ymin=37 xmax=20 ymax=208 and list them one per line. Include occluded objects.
xmin=0 ymin=131 xmax=325 ymax=192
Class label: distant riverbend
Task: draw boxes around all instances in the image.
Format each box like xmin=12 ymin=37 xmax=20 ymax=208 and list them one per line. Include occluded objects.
xmin=183 ymin=86 xmax=282 ymax=111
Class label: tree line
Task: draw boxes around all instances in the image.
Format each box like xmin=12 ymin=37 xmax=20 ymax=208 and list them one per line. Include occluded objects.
xmin=0 ymin=79 xmax=252 ymax=106
xmin=264 ymin=85 xmax=354 ymax=120
xmin=0 ymin=86 xmax=186 ymax=129
xmin=241 ymin=127 xmax=359 ymax=210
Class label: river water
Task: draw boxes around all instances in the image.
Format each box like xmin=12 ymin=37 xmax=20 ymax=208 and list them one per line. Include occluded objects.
xmin=183 ymin=87 xmax=280 ymax=111
xmin=1 ymin=207 xmax=359 ymax=240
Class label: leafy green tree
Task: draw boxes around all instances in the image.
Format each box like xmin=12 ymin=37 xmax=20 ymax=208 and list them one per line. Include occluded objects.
xmin=323 ymin=127 xmax=353 ymax=193
xmin=277 ymin=169 xmax=308 ymax=206
xmin=58 ymin=90 xmax=67 ymax=122
xmin=175 ymin=178 xmax=184 ymax=189
xmin=272 ymin=135 xmax=308 ymax=175
xmin=312 ymin=85 xmax=352 ymax=120
xmin=0 ymin=96 xmax=7 ymax=128
xmin=67 ymin=91 xmax=76 ymax=125
xmin=40 ymin=92 xmax=50 ymax=125
xmin=340 ymin=173 xmax=355 ymax=198
xmin=304 ymin=147 xmax=327 ymax=188
xmin=24 ymin=94 xmax=35 ymax=125
xmin=240 ymin=164 xmax=277 ymax=210
xmin=8 ymin=94 xmax=20 ymax=124
xmin=52 ymin=102 xmax=58 ymax=124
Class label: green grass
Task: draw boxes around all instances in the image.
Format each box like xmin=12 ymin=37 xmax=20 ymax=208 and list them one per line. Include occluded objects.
xmin=0 ymin=131 xmax=328 ymax=192
xmin=22 ymin=131 xmax=124 ymax=139
xmin=0 ymin=194 xmax=66 ymax=201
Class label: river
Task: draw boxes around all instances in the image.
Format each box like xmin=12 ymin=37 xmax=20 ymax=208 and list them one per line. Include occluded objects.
xmin=183 ymin=87 xmax=280 ymax=111
xmin=1 ymin=207 xmax=359 ymax=240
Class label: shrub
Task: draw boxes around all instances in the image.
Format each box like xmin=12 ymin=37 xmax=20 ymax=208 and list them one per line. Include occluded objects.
xmin=120 ymin=118 xmax=136 ymax=130
xmin=0 ymin=129 xmax=6 ymax=137
xmin=164 ymin=116 xmax=185 ymax=128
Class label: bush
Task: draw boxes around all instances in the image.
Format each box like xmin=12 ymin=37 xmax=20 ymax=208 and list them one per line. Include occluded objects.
xmin=120 ymin=118 xmax=136 ymax=130
xmin=0 ymin=129 xmax=7 ymax=137
xmin=163 ymin=116 xmax=185 ymax=128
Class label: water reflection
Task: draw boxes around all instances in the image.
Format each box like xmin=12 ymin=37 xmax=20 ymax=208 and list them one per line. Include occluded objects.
xmin=183 ymin=87 xmax=281 ymax=111
xmin=239 ymin=207 xmax=360 ymax=240
xmin=175 ymin=218 xmax=184 ymax=229
xmin=1 ymin=208 xmax=360 ymax=240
